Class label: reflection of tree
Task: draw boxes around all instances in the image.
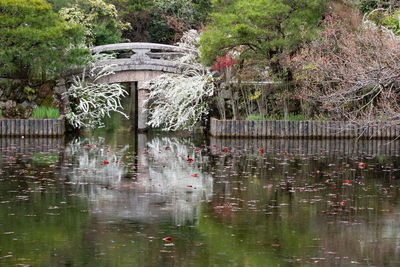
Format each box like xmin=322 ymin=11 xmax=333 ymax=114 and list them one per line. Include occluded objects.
xmin=145 ymin=137 xmax=213 ymax=223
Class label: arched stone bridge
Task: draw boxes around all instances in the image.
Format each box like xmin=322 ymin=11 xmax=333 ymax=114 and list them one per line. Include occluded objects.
xmin=61 ymin=42 xmax=196 ymax=131
xmin=91 ymin=42 xmax=195 ymax=82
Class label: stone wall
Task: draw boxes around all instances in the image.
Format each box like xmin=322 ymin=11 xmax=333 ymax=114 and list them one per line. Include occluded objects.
xmin=0 ymin=78 xmax=64 ymax=119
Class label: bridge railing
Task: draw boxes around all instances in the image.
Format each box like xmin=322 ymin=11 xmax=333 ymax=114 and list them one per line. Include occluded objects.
xmin=90 ymin=42 xmax=196 ymax=61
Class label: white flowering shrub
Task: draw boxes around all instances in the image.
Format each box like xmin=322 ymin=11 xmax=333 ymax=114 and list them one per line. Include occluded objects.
xmin=145 ymin=30 xmax=215 ymax=131
xmin=66 ymin=54 xmax=128 ymax=128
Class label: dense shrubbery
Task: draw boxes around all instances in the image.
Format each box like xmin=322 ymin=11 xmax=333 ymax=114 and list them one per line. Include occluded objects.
xmin=287 ymin=3 xmax=400 ymax=125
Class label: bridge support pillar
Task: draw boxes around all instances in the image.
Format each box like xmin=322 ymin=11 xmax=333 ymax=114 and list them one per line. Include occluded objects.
xmin=137 ymin=82 xmax=149 ymax=132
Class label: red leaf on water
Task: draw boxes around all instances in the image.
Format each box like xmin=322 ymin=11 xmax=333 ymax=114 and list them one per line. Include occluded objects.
xmin=222 ymin=148 xmax=228 ymax=153
xmin=333 ymin=185 xmax=336 ymax=190
xmin=187 ymin=185 xmax=193 ymax=188
xmin=358 ymin=162 xmax=366 ymax=169
xmin=282 ymin=151 xmax=287 ymax=156
xmin=191 ymin=174 xmax=198 ymax=177
xmin=87 ymin=144 xmax=91 ymax=148
xmin=340 ymin=201 xmax=346 ymax=206
xmin=187 ymin=158 xmax=193 ymax=163
xmin=103 ymin=160 xmax=109 ymax=165
xmin=343 ymin=180 xmax=350 ymax=184
xmin=115 ymin=161 xmax=119 ymax=164
xmin=163 ymin=237 xmax=173 ymax=242
xmin=260 ymin=148 xmax=264 ymax=154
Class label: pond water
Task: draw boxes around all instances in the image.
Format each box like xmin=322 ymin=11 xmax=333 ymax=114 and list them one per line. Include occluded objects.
xmin=2 ymin=105 xmax=400 ymax=266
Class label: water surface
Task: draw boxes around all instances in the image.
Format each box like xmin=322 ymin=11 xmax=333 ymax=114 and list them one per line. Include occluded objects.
xmin=1 ymin=113 xmax=400 ymax=266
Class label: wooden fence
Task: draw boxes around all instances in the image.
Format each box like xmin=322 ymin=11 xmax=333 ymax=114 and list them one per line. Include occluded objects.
xmin=210 ymin=137 xmax=400 ymax=157
xmin=0 ymin=118 xmax=64 ymax=136
xmin=210 ymin=118 xmax=400 ymax=139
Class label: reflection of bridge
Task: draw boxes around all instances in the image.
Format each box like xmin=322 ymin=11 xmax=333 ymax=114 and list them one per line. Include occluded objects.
xmin=90 ymin=43 xmax=196 ymax=131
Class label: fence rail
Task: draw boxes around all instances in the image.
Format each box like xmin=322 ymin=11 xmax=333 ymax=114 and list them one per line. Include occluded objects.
xmin=210 ymin=118 xmax=400 ymax=139
xmin=210 ymin=137 xmax=400 ymax=156
xmin=0 ymin=118 xmax=64 ymax=136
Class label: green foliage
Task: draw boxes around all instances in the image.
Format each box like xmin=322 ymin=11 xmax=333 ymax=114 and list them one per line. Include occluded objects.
xmin=46 ymin=107 xmax=60 ymax=119
xmin=382 ymin=9 xmax=400 ymax=34
xmin=245 ymin=114 xmax=264 ymax=120
xmin=149 ymin=0 xmax=212 ymax=43
xmin=200 ymin=0 xmax=328 ymax=71
xmin=46 ymin=0 xmax=76 ymax=11
xmin=0 ymin=0 xmax=89 ymax=83
xmin=24 ymin=86 xmax=35 ymax=101
xmin=59 ymin=0 xmax=130 ymax=46
xmin=109 ymin=0 xmax=211 ymax=44
xmin=32 ymin=106 xmax=48 ymax=119
xmin=32 ymin=106 xmax=60 ymax=119
xmin=0 ymin=110 xmax=2 ymax=118
xmin=286 ymin=113 xmax=306 ymax=121
xmin=355 ymin=0 xmax=398 ymax=14
xmin=246 ymin=113 xmax=307 ymax=121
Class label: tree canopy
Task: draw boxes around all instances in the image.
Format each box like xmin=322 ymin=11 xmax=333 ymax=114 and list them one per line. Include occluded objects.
xmin=59 ymin=0 xmax=130 ymax=46
xmin=199 ymin=0 xmax=328 ymax=73
xmin=0 ymin=0 xmax=88 ymax=82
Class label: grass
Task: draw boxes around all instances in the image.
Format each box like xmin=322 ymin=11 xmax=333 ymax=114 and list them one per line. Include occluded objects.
xmin=245 ymin=114 xmax=264 ymax=121
xmin=245 ymin=113 xmax=309 ymax=121
xmin=46 ymin=107 xmax=60 ymax=119
xmin=0 ymin=109 xmax=2 ymax=118
xmin=32 ymin=106 xmax=60 ymax=119
xmin=286 ymin=114 xmax=307 ymax=121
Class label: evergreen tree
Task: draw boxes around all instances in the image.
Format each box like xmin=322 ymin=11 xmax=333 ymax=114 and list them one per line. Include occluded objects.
xmin=0 ymin=0 xmax=88 ymax=83
xmin=200 ymin=0 xmax=328 ymax=74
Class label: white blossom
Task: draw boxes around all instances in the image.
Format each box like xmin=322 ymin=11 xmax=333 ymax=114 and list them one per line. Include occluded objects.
xmin=144 ymin=30 xmax=215 ymax=131
xmin=66 ymin=53 xmax=128 ymax=128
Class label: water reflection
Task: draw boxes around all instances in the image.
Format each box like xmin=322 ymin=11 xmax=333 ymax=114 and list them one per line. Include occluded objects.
xmin=1 ymin=135 xmax=400 ymax=266
xmin=65 ymin=135 xmax=213 ymax=224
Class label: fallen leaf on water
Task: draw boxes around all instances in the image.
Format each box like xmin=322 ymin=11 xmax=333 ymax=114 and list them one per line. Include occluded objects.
xmin=163 ymin=237 xmax=173 ymax=242
xmin=358 ymin=162 xmax=366 ymax=169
